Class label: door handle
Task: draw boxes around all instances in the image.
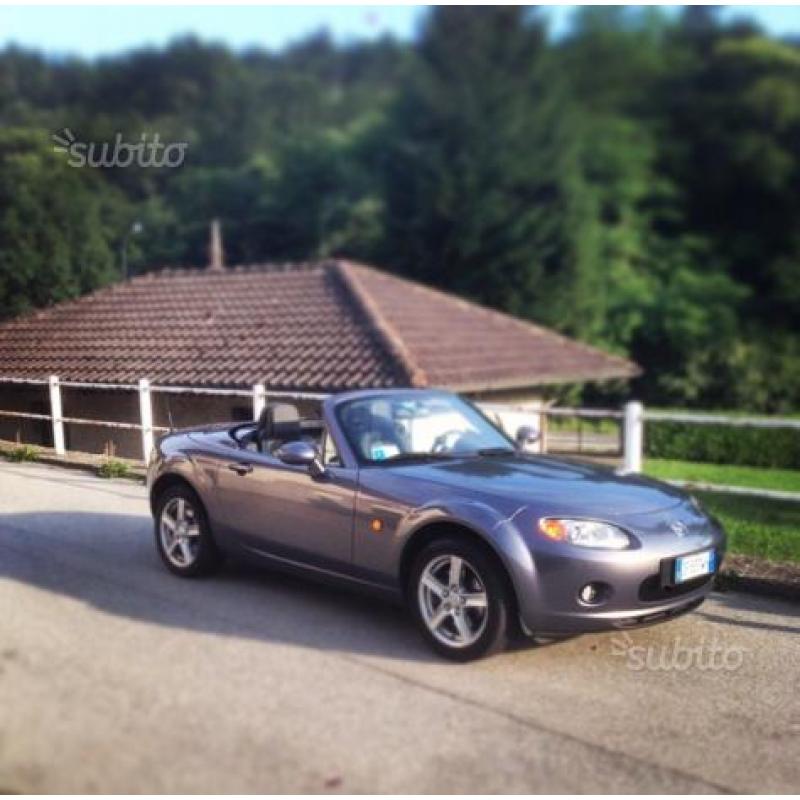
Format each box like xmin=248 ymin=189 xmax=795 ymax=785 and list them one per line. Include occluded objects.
xmin=227 ymin=462 xmax=253 ymax=476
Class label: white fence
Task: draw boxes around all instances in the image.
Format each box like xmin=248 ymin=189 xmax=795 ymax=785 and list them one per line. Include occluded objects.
xmin=0 ymin=376 xmax=323 ymax=463
xmin=0 ymin=376 xmax=799 ymax=474
xmin=481 ymin=400 xmax=800 ymax=479
xmin=482 ymin=401 xmax=638 ymax=468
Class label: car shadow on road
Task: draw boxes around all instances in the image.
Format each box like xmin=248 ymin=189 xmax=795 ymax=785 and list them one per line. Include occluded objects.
xmin=696 ymin=591 xmax=800 ymax=635
xmin=0 ymin=511 xmax=542 ymax=664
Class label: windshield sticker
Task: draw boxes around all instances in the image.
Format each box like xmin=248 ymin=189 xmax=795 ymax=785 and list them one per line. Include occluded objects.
xmin=370 ymin=443 xmax=400 ymax=461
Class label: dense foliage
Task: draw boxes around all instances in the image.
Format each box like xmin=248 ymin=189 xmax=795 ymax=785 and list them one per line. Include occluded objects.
xmin=0 ymin=7 xmax=797 ymax=411
xmin=645 ymin=420 xmax=800 ymax=469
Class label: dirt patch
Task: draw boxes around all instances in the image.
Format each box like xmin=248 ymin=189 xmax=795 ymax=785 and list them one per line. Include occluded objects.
xmin=716 ymin=554 xmax=800 ymax=602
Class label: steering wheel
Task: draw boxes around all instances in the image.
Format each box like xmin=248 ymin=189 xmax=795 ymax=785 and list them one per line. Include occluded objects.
xmin=431 ymin=429 xmax=464 ymax=454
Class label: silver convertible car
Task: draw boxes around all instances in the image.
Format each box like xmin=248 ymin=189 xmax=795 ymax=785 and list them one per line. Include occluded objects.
xmin=147 ymin=389 xmax=725 ymax=660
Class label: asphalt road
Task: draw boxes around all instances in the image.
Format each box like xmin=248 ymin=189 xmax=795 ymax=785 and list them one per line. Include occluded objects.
xmin=0 ymin=462 xmax=798 ymax=793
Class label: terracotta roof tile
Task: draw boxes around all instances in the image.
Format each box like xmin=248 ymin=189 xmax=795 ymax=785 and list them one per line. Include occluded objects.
xmin=337 ymin=261 xmax=639 ymax=391
xmin=0 ymin=260 xmax=638 ymax=391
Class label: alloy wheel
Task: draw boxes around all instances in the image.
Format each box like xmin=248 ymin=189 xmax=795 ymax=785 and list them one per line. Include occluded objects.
xmin=418 ymin=554 xmax=489 ymax=648
xmin=159 ymin=496 xmax=201 ymax=568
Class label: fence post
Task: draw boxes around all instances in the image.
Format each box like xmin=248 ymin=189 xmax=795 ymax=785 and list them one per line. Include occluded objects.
xmin=529 ymin=401 xmax=544 ymax=454
xmin=622 ymin=401 xmax=644 ymax=473
xmin=540 ymin=407 xmax=548 ymax=454
xmin=253 ymin=383 xmax=266 ymax=421
xmin=138 ymin=378 xmax=154 ymax=463
xmin=48 ymin=375 xmax=66 ymax=455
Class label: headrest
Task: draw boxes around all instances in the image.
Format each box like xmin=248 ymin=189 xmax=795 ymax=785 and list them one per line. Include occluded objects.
xmin=269 ymin=403 xmax=299 ymax=426
xmin=257 ymin=402 xmax=301 ymax=441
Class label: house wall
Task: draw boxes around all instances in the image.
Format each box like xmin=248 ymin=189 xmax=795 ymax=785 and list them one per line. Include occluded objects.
xmin=0 ymin=385 xmax=53 ymax=447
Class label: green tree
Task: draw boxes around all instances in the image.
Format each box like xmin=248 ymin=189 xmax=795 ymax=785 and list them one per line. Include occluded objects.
xmin=664 ymin=22 xmax=800 ymax=327
xmin=0 ymin=129 xmax=123 ymax=318
xmin=380 ymin=7 xmax=573 ymax=324
xmin=558 ymin=8 xmax=754 ymax=406
xmin=655 ymin=13 xmax=800 ymax=409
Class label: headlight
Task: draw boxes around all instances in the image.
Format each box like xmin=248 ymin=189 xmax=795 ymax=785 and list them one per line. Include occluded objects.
xmin=538 ymin=518 xmax=631 ymax=550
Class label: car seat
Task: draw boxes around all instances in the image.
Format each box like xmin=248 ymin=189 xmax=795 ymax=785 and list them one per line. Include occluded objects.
xmin=255 ymin=402 xmax=302 ymax=453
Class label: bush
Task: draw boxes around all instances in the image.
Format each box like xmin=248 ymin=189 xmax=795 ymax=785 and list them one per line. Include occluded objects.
xmin=98 ymin=459 xmax=132 ymax=479
xmin=645 ymin=420 xmax=800 ymax=469
xmin=6 ymin=444 xmax=39 ymax=462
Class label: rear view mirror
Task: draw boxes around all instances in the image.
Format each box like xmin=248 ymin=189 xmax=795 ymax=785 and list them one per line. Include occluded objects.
xmin=276 ymin=440 xmax=316 ymax=466
xmin=275 ymin=440 xmax=327 ymax=478
xmin=515 ymin=425 xmax=540 ymax=451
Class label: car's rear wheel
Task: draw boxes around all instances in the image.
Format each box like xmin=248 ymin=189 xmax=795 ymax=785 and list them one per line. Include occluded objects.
xmin=154 ymin=485 xmax=222 ymax=577
xmin=409 ymin=538 xmax=511 ymax=661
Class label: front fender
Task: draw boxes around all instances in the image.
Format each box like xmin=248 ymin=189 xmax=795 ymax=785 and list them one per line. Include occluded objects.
xmin=394 ymin=496 xmax=535 ymax=595
xmin=147 ymin=451 xmax=209 ymax=514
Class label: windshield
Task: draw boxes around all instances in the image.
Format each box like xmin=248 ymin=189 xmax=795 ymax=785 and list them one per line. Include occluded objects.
xmin=337 ymin=393 xmax=513 ymax=464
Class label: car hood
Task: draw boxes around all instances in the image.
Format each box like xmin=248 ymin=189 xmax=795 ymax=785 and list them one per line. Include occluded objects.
xmin=391 ymin=455 xmax=687 ymax=518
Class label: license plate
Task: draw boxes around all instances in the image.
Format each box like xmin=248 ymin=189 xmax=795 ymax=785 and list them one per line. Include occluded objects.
xmin=674 ymin=550 xmax=716 ymax=584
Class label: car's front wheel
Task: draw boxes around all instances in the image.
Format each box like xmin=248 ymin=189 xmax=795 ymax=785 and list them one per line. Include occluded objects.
xmin=409 ymin=538 xmax=511 ymax=661
xmin=154 ymin=484 xmax=222 ymax=577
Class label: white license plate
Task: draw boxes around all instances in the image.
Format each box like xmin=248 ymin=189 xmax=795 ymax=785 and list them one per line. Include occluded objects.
xmin=674 ymin=550 xmax=716 ymax=583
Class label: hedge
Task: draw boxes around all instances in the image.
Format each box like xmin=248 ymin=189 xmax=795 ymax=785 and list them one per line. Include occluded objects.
xmin=644 ymin=420 xmax=800 ymax=470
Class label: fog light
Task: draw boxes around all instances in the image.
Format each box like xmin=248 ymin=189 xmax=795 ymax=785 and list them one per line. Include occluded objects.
xmin=580 ymin=584 xmax=598 ymax=603
xmin=579 ymin=582 xmax=608 ymax=605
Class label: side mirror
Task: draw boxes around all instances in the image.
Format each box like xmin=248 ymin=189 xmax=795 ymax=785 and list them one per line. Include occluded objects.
xmin=275 ymin=440 xmax=327 ymax=477
xmin=515 ymin=425 xmax=540 ymax=451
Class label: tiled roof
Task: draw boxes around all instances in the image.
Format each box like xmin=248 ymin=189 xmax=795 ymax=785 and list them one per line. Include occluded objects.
xmin=0 ymin=260 xmax=638 ymax=391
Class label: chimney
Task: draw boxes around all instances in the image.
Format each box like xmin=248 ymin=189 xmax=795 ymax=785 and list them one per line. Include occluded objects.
xmin=208 ymin=218 xmax=224 ymax=272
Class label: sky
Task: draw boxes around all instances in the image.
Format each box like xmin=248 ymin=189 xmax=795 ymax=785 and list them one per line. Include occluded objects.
xmin=0 ymin=5 xmax=798 ymax=58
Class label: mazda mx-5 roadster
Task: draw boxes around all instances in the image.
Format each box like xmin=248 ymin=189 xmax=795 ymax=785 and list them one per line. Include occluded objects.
xmin=147 ymin=389 xmax=725 ymax=660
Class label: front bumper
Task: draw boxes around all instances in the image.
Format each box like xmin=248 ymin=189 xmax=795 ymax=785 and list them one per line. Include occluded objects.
xmin=522 ymin=582 xmax=713 ymax=636
xmin=513 ymin=522 xmax=726 ymax=636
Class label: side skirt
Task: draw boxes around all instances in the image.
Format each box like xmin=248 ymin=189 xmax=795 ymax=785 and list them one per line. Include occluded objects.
xmin=237 ymin=541 xmax=403 ymax=604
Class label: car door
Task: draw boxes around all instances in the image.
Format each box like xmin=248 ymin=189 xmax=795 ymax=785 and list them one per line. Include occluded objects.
xmin=214 ymin=432 xmax=356 ymax=569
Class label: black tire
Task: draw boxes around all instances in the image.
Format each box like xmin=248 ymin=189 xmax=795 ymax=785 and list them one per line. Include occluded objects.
xmin=153 ymin=484 xmax=222 ymax=577
xmin=408 ymin=537 xmax=511 ymax=661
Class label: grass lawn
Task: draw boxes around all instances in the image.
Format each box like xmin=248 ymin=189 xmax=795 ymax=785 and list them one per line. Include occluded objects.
xmin=643 ymin=459 xmax=800 ymax=563
xmin=645 ymin=458 xmax=800 ymax=494
xmin=693 ymin=491 xmax=800 ymax=564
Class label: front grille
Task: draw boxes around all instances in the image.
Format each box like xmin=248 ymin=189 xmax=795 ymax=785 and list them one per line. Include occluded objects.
xmin=638 ymin=573 xmax=713 ymax=602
